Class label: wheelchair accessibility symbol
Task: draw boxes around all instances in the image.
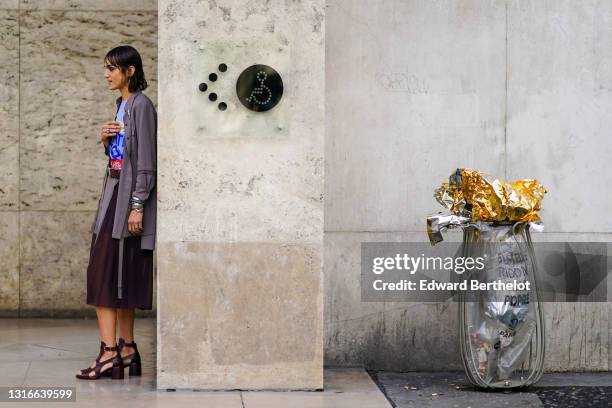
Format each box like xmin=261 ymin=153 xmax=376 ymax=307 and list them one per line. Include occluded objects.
xmin=236 ymin=64 xmax=283 ymax=112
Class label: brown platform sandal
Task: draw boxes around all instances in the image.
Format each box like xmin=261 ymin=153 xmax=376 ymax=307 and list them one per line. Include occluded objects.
xmin=117 ymin=337 xmax=142 ymax=377
xmin=76 ymin=341 xmax=124 ymax=380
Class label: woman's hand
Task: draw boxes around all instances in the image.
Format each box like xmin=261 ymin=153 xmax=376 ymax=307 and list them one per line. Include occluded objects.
xmin=128 ymin=210 xmax=144 ymax=235
xmin=100 ymin=121 xmax=121 ymax=145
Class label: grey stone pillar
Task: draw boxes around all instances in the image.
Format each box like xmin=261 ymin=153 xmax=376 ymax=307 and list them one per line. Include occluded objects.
xmin=157 ymin=0 xmax=324 ymax=390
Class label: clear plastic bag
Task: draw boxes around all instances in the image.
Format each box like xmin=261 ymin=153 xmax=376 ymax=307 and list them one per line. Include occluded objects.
xmin=458 ymin=222 xmax=545 ymax=389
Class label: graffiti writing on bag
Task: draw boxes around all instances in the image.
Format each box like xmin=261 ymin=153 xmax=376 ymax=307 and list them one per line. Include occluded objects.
xmin=497 ymin=251 xmax=526 ymax=264
xmin=504 ymin=293 xmax=530 ymax=306
xmin=497 ymin=250 xmax=528 ymax=279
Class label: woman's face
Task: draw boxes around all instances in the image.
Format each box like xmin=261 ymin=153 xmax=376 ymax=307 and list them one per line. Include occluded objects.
xmin=103 ymin=59 xmax=134 ymax=90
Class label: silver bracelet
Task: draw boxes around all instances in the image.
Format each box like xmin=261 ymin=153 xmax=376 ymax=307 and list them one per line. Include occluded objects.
xmin=130 ymin=196 xmax=145 ymax=204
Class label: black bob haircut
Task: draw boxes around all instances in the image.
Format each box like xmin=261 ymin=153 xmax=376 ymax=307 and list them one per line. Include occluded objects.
xmin=104 ymin=45 xmax=148 ymax=92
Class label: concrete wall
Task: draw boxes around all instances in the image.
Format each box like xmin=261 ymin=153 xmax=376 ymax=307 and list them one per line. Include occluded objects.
xmin=325 ymin=0 xmax=612 ymax=371
xmin=0 ymin=0 xmax=157 ymax=317
xmin=157 ymin=0 xmax=324 ymax=390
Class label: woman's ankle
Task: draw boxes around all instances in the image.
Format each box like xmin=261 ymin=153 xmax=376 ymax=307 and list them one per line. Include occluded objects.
xmin=101 ymin=350 xmax=118 ymax=359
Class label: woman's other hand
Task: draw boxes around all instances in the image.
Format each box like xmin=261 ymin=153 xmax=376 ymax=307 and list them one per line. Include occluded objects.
xmin=128 ymin=210 xmax=144 ymax=235
xmin=100 ymin=121 xmax=121 ymax=145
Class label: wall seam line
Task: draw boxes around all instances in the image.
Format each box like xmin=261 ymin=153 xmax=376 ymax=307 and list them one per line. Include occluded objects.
xmin=504 ymin=0 xmax=509 ymax=179
xmin=17 ymin=0 xmax=22 ymax=318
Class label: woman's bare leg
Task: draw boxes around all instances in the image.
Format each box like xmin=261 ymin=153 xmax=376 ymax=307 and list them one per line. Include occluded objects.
xmin=97 ymin=306 xmax=117 ymax=344
xmin=117 ymin=308 xmax=136 ymax=358
xmin=78 ymin=306 xmax=117 ymax=377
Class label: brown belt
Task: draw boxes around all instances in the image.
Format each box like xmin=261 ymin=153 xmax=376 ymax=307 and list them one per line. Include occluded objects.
xmin=109 ymin=168 xmax=121 ymax=178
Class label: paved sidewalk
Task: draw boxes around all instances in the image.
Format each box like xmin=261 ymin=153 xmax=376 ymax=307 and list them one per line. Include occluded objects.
xmin=0 ymin=318 xmax=391 ymax=407
xmin=374 ymin=371 xmax=612 ymax=408
xmin=4 ymin=318 xmax=610 ymax=407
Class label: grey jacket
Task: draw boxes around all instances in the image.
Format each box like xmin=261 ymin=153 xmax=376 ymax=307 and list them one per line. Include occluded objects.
xmin=90 ymin=90 xmax=157 ymax=299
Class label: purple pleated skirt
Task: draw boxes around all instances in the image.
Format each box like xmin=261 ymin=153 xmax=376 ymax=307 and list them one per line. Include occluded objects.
xmin=86 ymin=180 xmax=153 ymax=310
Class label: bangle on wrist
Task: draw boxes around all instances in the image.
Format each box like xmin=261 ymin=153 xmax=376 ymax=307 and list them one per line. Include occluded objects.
xmin=130 ymin=196 xmax=145 ymax=213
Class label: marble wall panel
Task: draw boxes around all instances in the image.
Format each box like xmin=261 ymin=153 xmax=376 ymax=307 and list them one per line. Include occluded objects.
xmin=325 ymin=231 xmax=612 ymax=371
xmin=0 ymin=10 xmax=19 ymax=210
xmin=19 ymin=0 xmax=156 ymax=10
xmin=19 ymin=211 xmax=92 ymax=314
xmin=507 ymin=0 xmax=612 ymax=232
xmin=158 ymin=0 xmax=324 ymax=389
xmin=0 ymin=212 xmax=19 ymax=315
xmin=157 ymin=241 xmax=323 ymax=389
xmin=19 ymin=9 xmax=157 ymax=211
xmin=324 ymin=231 xmax=462 ymax=371
xmin=325 ymin=0 xmax=507 ymax=233
xmin=2 ymin=5 xmax=157 ymax=315
xmin=0 ymin=1 xmax=17 ymax=9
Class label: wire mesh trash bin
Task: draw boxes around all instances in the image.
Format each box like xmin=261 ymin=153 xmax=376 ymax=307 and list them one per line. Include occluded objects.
xmin=427 ymin=168 xmax=547 ymax=389
xmin=457 ymin=222 xmax=545 ymax=389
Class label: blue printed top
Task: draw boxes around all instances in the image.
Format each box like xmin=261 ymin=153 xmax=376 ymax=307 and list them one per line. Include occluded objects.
xmin=109 ymin=99 xmax=127 ymax=170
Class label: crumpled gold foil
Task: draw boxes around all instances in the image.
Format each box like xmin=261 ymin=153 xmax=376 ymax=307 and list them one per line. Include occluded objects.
xmin=435 ymin=168 xmax=546 ymax=223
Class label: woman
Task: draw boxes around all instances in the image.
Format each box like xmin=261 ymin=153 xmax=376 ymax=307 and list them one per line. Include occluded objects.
xmin=76 ymin=45 xmax=157 ymax=380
